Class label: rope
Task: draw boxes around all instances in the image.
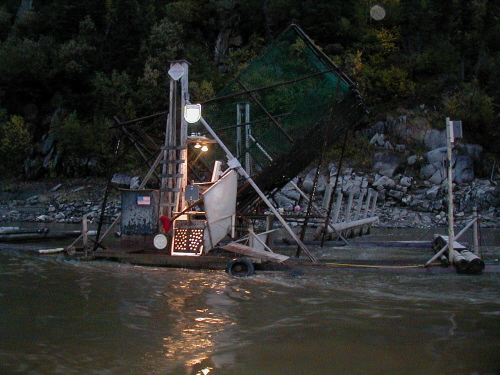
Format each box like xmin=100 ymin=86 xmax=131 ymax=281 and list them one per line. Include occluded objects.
xmin=323 ymin=262 xmax=440 ymax=269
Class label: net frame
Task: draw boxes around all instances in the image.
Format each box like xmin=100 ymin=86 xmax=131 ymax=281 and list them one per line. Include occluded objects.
xmin=200 ymin=24 xmax=367 ymax=212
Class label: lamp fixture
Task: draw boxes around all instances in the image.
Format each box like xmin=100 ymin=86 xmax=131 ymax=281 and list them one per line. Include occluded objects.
xmin=194 ymin=142 xmax=202 ymax=149
xmin=201 ymin=145 xmax=209 ymax=152
xmin=184 ymin=104 xmax=202 ymax=123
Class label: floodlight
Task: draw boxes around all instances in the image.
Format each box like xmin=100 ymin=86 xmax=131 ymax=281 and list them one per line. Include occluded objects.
xmin=184 ymin=104 xmax=201 ymax=123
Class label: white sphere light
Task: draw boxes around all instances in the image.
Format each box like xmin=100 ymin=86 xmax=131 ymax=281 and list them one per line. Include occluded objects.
xmin=370 ymin=5 xmax=386 ymax=21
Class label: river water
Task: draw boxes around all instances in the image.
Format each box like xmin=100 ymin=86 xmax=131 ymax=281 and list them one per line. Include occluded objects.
xmin=1 ymin=228 xmax=499 ymax=374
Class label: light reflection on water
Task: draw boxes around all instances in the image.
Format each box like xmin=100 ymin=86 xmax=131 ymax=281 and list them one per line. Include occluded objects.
xmin=0 ymin=229 xmax=499 ymax=374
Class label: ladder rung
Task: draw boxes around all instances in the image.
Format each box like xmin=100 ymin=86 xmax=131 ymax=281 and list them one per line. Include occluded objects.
xmin=162 ymin=146 xmax=186 ymax=150
xmin=160 ymin=160 xmax=184 ymax=164
xmin=161 ymin=174 xmax=183 ymax=178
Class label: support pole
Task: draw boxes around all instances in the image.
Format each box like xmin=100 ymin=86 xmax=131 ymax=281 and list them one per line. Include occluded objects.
xmin=199 ymin=116 xmax=316 ymax=262
xmin=345 ymin=190 xmax=354 ymax=222
xmin=446 ymin=117 xmax=455 ymax=264
xmin=332 ymin=189 xmax=343 ymax=224
xmin=362 ymin=190 xmax=373 ymax=219
xmin=353 ymin=189 xmax=365 ymax=221
xmin=473 ymin=206 xmax=479 ymax=255
xmin=297 ymin=146 xmax=323 ymax=258
xmin=82 ymin=215 xmax=88 ymax=258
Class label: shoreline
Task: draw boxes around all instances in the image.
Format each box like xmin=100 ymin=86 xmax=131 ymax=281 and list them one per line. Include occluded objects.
xmin=0 ymin=178 xmax=499 ymax=229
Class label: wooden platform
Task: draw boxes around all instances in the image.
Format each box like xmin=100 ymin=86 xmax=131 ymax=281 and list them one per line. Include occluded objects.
xmin=94 ymin=249 xmax=230 ymax=269
xmin=93 ymin=242 xmax=290 ymax=269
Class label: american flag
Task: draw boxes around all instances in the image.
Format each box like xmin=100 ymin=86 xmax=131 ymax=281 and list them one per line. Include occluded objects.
xmin=137 ymin=195 xmax=151 ymax=206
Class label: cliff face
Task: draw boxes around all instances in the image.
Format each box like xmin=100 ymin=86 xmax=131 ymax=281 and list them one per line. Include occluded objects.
xmin=282 ymin=110 xmax=499 ymax=229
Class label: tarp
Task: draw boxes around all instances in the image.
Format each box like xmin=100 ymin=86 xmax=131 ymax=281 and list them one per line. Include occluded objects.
xmin=203 ymin=170 xmax=237 ymax=251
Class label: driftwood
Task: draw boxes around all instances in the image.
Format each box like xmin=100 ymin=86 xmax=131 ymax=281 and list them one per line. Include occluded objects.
xmin=461 ymin=250 xmax=485 ymax=274
xmin=431 ymin=234 xmax=485 ymax=274
xmin=0 ymin=228 xmax=96 ymax=243
xmin=452 ymin=250 xmax=469 ymax=273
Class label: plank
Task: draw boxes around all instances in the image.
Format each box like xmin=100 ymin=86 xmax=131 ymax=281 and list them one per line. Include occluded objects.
xmin=220 ymin=242 xmax=289 ymax=263
xmin=330 ymin=216 xmax=378 ymax=231
xmin=433 ymin=234 xmax=467 ymax=250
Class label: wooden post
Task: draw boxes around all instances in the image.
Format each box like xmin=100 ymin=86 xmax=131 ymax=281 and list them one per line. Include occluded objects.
xmin=473 ymin=206 xmax=479 ymax=255
xmin=353 ymin=190 xmax=365 ymax=221
xmin=370 ymin=191 xmax=378 ymax=218
xmin=446 ymin=117 xmax=455 ymax=264
xmin=362 ymin=190 xmax=373 ymax=220
xmin=332 ymin=189 xmax=343 ymax=224
xmin=360 ymin=190 xmax=373 ymax=235
xmin=322 ymin=182 xmax=333 ymax=210
xmin=345 ymin=190 xmax=354 ymax=223
xmin=350 ymin=189 xmax=366 ymax=237
xmin=266 ymin=214 xmax=274 ymax=232
xmin=82 ymin=215 xmax=88 ymax=258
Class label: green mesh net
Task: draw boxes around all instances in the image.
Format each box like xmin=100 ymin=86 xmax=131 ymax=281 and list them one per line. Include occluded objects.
xmin=199 ymin=24 xmax=366 ymax=212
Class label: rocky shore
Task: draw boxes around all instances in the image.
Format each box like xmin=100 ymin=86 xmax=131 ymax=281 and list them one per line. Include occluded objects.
xmin=0 ymin=170 xmax=498 ymax=230
xmin=0 ymin=178 xmax=121 ymax=225
xmin=275 ymin=115 xmax=500 ymax=229
xmin=1 ymin=116 xmax=499 ymax=229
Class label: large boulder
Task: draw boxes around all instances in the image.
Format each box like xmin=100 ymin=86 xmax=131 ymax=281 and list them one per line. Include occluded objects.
xmin=420 ymin=162 xmax=446 ymax=184
xmin=453 ymin=156 xmax=474 ymax=183
xmin=273 ymin=192 xmax=295 ymax=211
xmin=423 ymin=129 xmax=446 ymax=150
xmin=373 ymin=152 xmax=400 ymax=177
xmin=280 ymin=182 xmax=301 ymax=201
xmin=373 ymin=175 xmax=396 ymax=190
xmin=302 ymin=168 xmax=328 ymax=194
xmin=459 ymin=143 xmax=483 ymax=163
xmin=111 ymin=174 xmax=132 ymax=188
xmin=422 ymin=149 xmax=475 ymax=184
xmin=425 ymin=147 xmax=447 ymax=164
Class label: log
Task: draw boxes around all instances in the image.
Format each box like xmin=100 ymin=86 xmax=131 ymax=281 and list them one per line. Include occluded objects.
xmin=38 ymin=248 xmax=65 ymax=254
xmin=0 ymin=227 xmax=20 ymax=233
xmin=425 ymin=217 xmax=478 ymax=267
xmin=0 ymin=227 xmax=49 ymax=235
xmin=452 ymin=250 xmax=468 ymax=273
xmin=461 ymin=250 xmax=485 ymax=274
xmin=0 ymin=230 xmax=96 ymax=242
xmin=432 ymin=240 xmax=450 ymax=266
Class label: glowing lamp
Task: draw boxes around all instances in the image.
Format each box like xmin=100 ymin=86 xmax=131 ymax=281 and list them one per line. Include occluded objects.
xmin=184 ymin=104 xmax=201 ymax=123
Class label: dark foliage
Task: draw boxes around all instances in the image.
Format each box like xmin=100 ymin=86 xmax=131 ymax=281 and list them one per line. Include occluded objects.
xmin=0 ymin=0 xmax=499 ymax=178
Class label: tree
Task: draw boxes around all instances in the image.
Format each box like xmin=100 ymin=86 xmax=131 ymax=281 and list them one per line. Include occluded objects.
xmin=0 ymin=114 xmax=31 ymax=176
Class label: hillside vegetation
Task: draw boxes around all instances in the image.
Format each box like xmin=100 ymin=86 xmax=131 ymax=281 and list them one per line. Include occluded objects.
xmin=0 ymin=0 xmax=499 ymax=178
